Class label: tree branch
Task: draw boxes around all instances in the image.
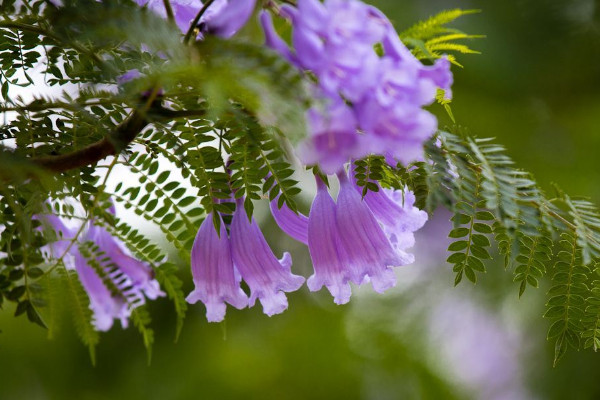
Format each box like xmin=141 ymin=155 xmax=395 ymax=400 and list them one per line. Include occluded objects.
xmin=31 ymin=108 xmax=206 ymax=174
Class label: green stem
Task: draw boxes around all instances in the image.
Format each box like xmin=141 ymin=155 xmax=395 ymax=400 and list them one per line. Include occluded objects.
xmin=183 ymin=0 xmax=216 ymax=44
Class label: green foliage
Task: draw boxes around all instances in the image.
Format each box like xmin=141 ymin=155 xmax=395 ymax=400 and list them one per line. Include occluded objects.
xmin=1 ymin=1 xmax=600 ymax=368
xmin=400 ymin=8 xmax=483 ymax=67
xmin=513 ymin=231 xmax=553 ymax=297
xmin=544 ymin=233 xmax=589 ymax=366
xmin=447 ymin=202 xmax=493 ymax=285
xmin=384 ymin=130 xmax=600 ymax=364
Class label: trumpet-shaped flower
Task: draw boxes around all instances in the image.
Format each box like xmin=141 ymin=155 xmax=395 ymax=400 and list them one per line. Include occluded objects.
xmin=349 ymin=167 xmax=428 ymax=256
xmin=74 ymin=251 xmax=131 ymax=331
xmin=335 ymin=171 xmax=408 ymax=293
xmin=230 ymin=199 xmax=304 ymax=316
xmin=270 ymin=171 xmax=425 ymax=303
xmin=306 ymin=178 xmax=353 ymax=304
xmin=186 ymin=213 xmax=248 ymax=322
xmin=37 ymin=206 xmax=164 ymax=331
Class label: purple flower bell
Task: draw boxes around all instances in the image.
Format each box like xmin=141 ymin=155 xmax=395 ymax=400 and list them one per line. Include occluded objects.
xmin=306 ymin=177 xmax=354 ymax=304
xmin=298 ymin=101 xmax=371 ymax=175
xmin=230 ymin=199 xmax=305 ymax=316
xmin=270 ymin=170 xmax=425 ymax=303
xmin=74 ymin=251 xmax=131 ymax=331
xmin=349 ymin=165 xmax=428 ymax=257
xmin=335 ymin=171 xmax=407 ymax=293
xmin=186 ymin=213 xmax=248 ymax=322
xmin=38 ymin=204 xmax=165 ymax=331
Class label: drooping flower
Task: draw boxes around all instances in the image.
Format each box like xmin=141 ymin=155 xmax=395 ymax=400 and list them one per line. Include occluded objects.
xmin=335 ymin=171 xmax=408 ymax=293
xmin=349 ymin=166 xmax=428 ymax=257
xmin=85 ymin=223 xmax=165 ymax=302
xmin=305 ymin=177 xmax=353 ymax=304
xmin=186 ymin=213 xmax=248 ymax=322
xmin=230 ymin=199 xmax=305 ymax=316
xmin=36 ymin=213 xmax=77 ymax=263
xmin=270 ymin=171 xmax=425 ymax=303
xmin=74 ymin=251 xmax=132 ymax=331
xmin=37 ymin=204 xmax=165 ymax=331
xmin=117 ymin=69 xmax=142 ymax=85
xmin=269 ymin=199 xmax=309 ymax=245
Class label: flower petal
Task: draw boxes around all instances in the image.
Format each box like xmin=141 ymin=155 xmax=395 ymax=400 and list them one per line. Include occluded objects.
xmin=186 ymin=213 xmax=248 ymax=322
xmin=306 ymin=178 xmax=353 ymax=304
xmin=230 ymin=200 xmax=304 ymax=316
xmin=269 ymin=199 xmax=309 ymax=245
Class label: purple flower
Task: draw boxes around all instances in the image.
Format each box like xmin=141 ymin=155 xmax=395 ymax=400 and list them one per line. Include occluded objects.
xmin=355 ymin=97 xmax=438 ymax=164
xmin=37 ymin=205 xmax=164 ymax=331
xmin=85 ymin=223 xmax=164 ymax=302
xmin=199 ymin=0 xmax=257 ymax=39
xmin=260 ymin=0 xmax=454 ymax=173
xmin=36 ymin=213 xmax=77 ymax=263
xmin=298 ymin=101 xmax=371 ymax=175
xmin=74 ymin=251 xmax=131 ymax=331
xmin=117 ymin=69 xmax=142 ymax=85
xmin=186 ymin=213 xmax=248 ymax=322
xmin=230 ymin=199 xmax=305 ymax=316
xmin=137 ymin=0 xmax=200 ymax=32
xmin=270 ymin=171 xmax=425 ymax=304
xmin=335 ymin=171 xmax=409 ymax=293
xmin=306 ymin=177 xmax=353 ymax=304
xmin=137 ymin=0 xmax=256 ymax=38
xmin=269 ymin=199 xmax=309 ymax=245
xmin=350 ymin=168 xmax=428 ymax=256
xmin=260 ymin=11 xmax=297 ymax=65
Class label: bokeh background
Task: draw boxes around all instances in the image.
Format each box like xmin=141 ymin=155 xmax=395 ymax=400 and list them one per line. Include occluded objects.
xmin=2 ymin=0 xmax=600 ymax=399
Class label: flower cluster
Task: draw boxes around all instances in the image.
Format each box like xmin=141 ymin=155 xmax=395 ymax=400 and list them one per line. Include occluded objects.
xmin=40 ymin=0 xmax=435 ymax=328
xmin=185 ymin=0 xmax=433 ymax=322
xmin=38 ymin=205 xmax=164 ymax=331
xmin=187 ymin=199 xmax=304 ymax=322
xmin=261 ymin=0 xmax=453 ymax=173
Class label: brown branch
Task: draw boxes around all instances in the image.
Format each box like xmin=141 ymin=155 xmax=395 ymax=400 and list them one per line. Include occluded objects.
xmin=31 ymin=108 xmax=206 ymax=174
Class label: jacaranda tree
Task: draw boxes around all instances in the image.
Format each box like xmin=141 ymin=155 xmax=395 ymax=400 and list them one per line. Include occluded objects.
xmin=1 ymin=0 xmax=599 ymax=367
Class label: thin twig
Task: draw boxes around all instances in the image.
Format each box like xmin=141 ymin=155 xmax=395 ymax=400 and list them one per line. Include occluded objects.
xmin=183 ymin=0 xmax=216 ymax=44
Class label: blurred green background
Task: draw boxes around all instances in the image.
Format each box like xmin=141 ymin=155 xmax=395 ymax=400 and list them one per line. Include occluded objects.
xmin=2 ymin=1 xmax=600 ymax=399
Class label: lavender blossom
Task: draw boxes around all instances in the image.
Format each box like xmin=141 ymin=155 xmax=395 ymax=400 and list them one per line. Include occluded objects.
xmin=74 ymin=252 xmax=131 ymax=331
xmin=270 ymin=172 xmax=425 ymax=303
xmin=137 ymin=0 xmax=255 ymax=38
xmin=36 ymin=213 xmax=77 ymax=263
xmin=260 ymin=0 xmax=453 ymax=173
xmin=298 ymin=101 xmax=371 ymax=175
xmin=37 ymin=205 xmax=164 ymax=331
xmin=198 ymin=0 xmax=257 ymax=39
xmin=85 ymin=223 xmax=164 ymax=302
xmin=117 ymin=69 xmax=142 ymax=85
xmin=335 ymin=171 xmax=409 ymax=293
xmin=306 ymin=177 xmax=353 ymax=304
xmin=186 ymin=213 xmax=248 ymax=322
xmin=269 ymin=199 xmax=309 ymax=245
xmin=349 ymin=166 xmax=428 ymax=255
xmin=230 ymin=199 xmax=304 ymax=316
